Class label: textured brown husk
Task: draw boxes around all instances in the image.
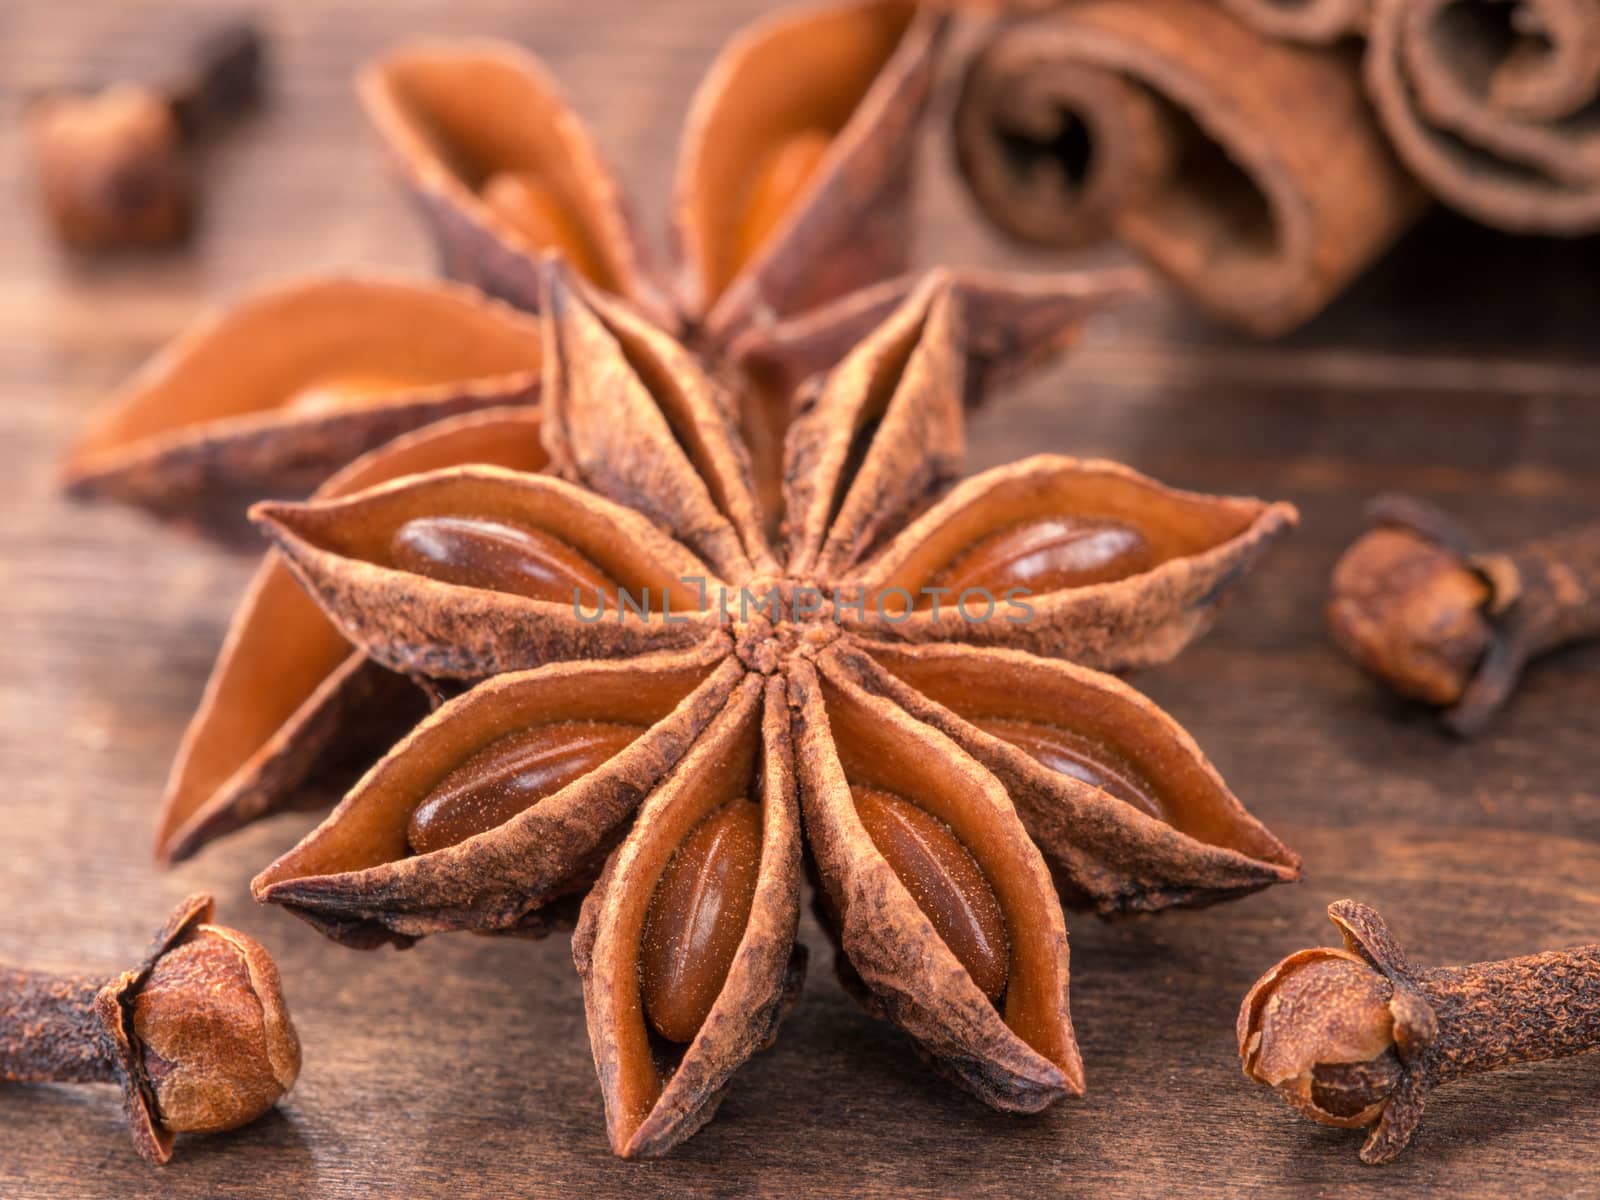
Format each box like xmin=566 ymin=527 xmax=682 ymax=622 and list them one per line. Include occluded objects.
xmin=358 ymin=0 xmax=944 ymax=338
xmin=732 ymin=266 xmax=1138 ymax=529
xmin=681 ymin=0 xmax=946 ymax=344
xmin=254 ymin=467 xmax=725 ymax=678
xmin=1366 ymin=0 xmax=1600 ymax=234
xmin=793 ymin=655 xmax=1084 ymax=1110
xmin=841 ymin=640 xmax=1301 ymax=912
xmin=61 ymin=278 xmax=545 ymax=538
xmin=782 ymin=274 xmax=966 ymax=581
xmin=848 ymin=456 xmax=1298 ymax=669
xmin=358 ymin=39 xmax=662 ymax=316
xmin=253 ymin=642 xmax=740 ymax=948
xmin=952 ymin=0 xmax=1422 ymax=334
xmin=541 ymin=266 xmax=772 ymax=579
xmin=729 ymin=266 xmax=1146 ymax=414
xmin=157 ymin=409 xmax=547 ymax=863
xmin=573 ymin=675 xmax=802 ymax=1157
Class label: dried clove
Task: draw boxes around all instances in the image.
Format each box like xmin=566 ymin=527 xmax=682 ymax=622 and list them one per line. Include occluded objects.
xmin=0 ymin=894 xmax=299 ymax=1164
xmin=1238 ymin=900 xmax=1600 ymax=1163
xmin=1327 ymin=494 xmax=1600 ymax=736
xmin=26 ymin=16 xmax=264 ymax=249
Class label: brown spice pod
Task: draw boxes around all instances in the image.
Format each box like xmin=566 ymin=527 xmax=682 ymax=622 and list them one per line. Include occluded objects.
xmin=211 ymin=258 xmax=1302 ymax=1155
xmin=358 ymin=40 xmax=662 ymax=316
xmin=842 ymin=640 xmax=1301 ymax=912
xmin=952 ymin=0 xmax=1423 ymax=335
xmin=254 ymin=466 xmax=724 ymax=677
xmin=1326 ymin=522 xmax=1494 ymax=709
xmin=1238 ymin=945 xmax=1402 ymax=1131
xmin=679 ymin=0 xmax=946 ymax=344
xmin=359 ymin=0 xmax=944 ymax=339
xmin=61 ymin=277 xmax=544 ymax=538
xmin=541 ymin=265 xmax=772 ymax=579
xmin=156 ymin=408 xmax=548 ymax=865
xmin=793 ymin=654 xmax=1084 ymax=1111
xmin=846 ymin=455 xmax=1298 ymax=669
xmin=730 ymin=265 xmax=1147 ymax=414
xmin=782 ymin=273 xmax=965 ymax=581
xmin=253 ymin=642 xmax=741 ymax=948
xmin=573 ymin=674 xmax=803 ymax=1157
xmin=1366 ymin=0 xmax=1600 ymax=233
xmin=732 ymin=266 xmax=1140 ymax=534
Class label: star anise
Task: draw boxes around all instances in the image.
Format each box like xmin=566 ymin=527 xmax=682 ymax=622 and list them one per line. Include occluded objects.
xmin=60 ymin=0 xmax=1123 ymax=862
xmin=246 ymin=260 xmax=1301 ymax=1157
xmin=60 ymin=0 xmax=954 ymax=536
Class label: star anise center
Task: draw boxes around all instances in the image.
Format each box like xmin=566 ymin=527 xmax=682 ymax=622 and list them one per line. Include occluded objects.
xmin=728 ymin=575 xmax=845 ymax=674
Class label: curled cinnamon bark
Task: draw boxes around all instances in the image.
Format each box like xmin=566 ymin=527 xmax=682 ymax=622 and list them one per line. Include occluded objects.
xmin=1327 ymin=494 xmax=1600 ymax=736
xmin=1366 ymin=0 xmax=1600 ymax=233
xmin=951 ymin=0 xmax=1422 ymax=335
xmin=1216 ymin=0 xmax=1371 ymax=42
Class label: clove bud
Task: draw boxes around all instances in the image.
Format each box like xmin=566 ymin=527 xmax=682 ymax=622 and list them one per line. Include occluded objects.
xmin=0 ymin=894 xmax=300 ymax=1164
xmin=1327 ymin=494 xmax=1600 ymax=736
xmin=26 ymin=17 xmax=264 ymax=249
xmin=1239 ymin=900 xmax=1600 ymax=1163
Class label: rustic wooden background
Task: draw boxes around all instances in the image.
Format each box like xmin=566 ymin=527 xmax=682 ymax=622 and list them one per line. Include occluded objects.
xmin=2 ymin=1 xmax=1598 ymax=1197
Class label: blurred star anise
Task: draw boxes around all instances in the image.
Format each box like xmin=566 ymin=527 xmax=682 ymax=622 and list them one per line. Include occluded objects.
xmin=248 ymin=262 xmax=1301 ymax=1156
xmin=61 ymin=0 xmax=952 ymax=534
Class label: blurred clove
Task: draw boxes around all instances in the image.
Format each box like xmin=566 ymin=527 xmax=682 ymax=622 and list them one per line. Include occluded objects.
xmin=26 ymin=17 xmax=264 ymax=250
xmin=1327 ymin=493 xmax=1600 ymax=736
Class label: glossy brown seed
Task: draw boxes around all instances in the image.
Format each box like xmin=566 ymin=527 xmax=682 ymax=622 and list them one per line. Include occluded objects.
xmin=734 ymin=128 xmax=831 ymax=276
xmin=970 ymin=716 xmax=1161 ymax=819
xmin=479 ymin=170 xmax=606 ymax=285
xmin=390 ymin=514 xmax=616 ymax=608
xmin=927 ymin=517 xmax=1152 ymax=603
xmin=407 ymin=720 xmax=642 ymax=854
xmin=852 ymin=785 xmax=1009 ymax=1001
xmin=639 ymin=798 xmax=764 ymax=1044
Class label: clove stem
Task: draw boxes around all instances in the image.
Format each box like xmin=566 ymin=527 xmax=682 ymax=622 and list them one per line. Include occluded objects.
xmin=1418 ymin=947 xmax=1600 ymax=1082
xmin=0 ymin=967 xmax=114 ymax=1084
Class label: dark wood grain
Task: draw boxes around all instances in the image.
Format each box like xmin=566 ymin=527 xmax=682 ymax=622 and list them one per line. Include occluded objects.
xmin=1 ymin=2 xmax=1597 ymax=1197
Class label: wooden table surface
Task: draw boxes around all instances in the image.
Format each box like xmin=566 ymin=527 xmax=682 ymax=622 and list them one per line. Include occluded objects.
xmin=2 ymin=1 xmax=1598 ymax=1197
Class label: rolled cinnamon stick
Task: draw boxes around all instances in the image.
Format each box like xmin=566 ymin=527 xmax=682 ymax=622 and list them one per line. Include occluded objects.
xmin=952 ymin=0 xmax=1423 ymax=335
xmin=1365 ymin=0 xmax=1600 ymax=233
xmin=1215 ymin=0 xmax=1370 ymax=43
